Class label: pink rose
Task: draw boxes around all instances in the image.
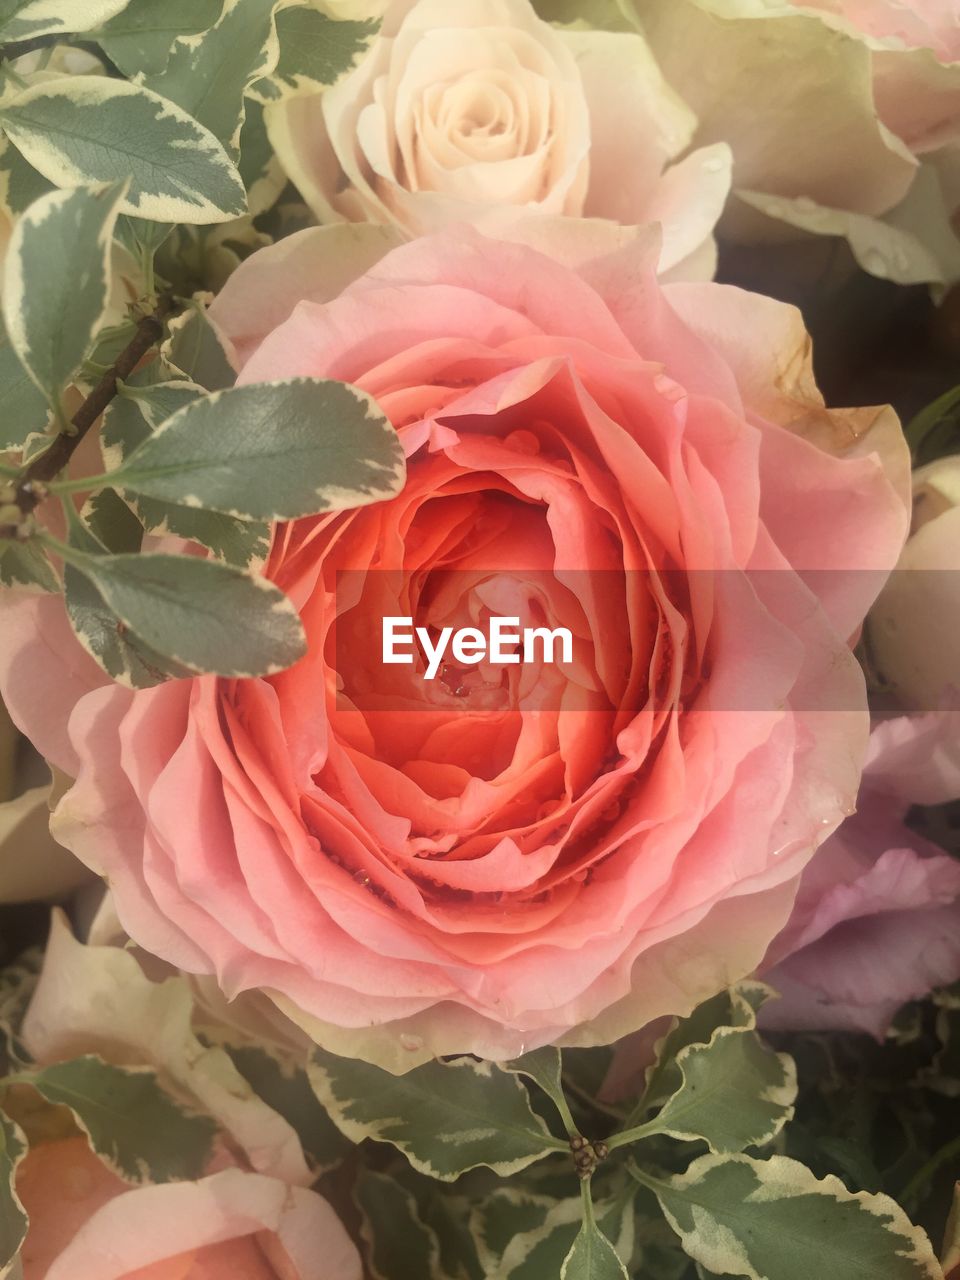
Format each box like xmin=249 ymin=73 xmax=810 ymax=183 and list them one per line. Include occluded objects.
xmin=804 ymin=0 xmax=960 ymax=66
xmin=760 ymin=709 xmax=960 ymax=1037
xmin=0 ymin=226 xmax=910 ymax=1069
xmin=17 ymin=1137 xmax=360 ymax=1280
xmin=265 ymin=0 xmax=732 ymax=277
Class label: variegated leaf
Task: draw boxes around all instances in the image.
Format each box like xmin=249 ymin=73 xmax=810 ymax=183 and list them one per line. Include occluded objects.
xmin=0 ymin=78 xmax=246 ymax=223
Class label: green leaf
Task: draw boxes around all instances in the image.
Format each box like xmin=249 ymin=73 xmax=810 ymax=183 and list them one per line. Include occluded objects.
xmin=625 ymin=984 xmax=771 ymax=1128
xmin=507 ymin=1047 xmax=577 ymax=1135
xmin=1 ymin=182 xmax=126 ymax=403
xmin=308 ymin=1050 xmax=564 ymax=1181
xmin=495 ymin=1194 xmax=633 ymax=1280
xmin=106 ymin=378 xmax=206 ymax=455
xmin=114 ymin=214 xmax=175 ymax=261
xmin=253 ymin=8 xmax=379 ymax=101
xmin=113 ymin=378 xmax=406 ymax=522
xmin=80 ymin=488 xmax=143 ymax=555
xmin=161 ymin=305 xmax=236 ymax=390
xmin=471 ymin=1189 xmax=555 ymax=1276
xmin=63 ymin=518 xmax=191 ymax=688
xmin=624 ymin=1027 xmax=797 ymax=1155
xmin=635 ymin=1154 xmax=943 ymax=1280
xmin=224 ymin=1045 xmax=349 ymax=1173
xmin=28 ymin=1056 xmax=217 ymax=1183
xmin=0 ymin=539 xmax=58 ymax=592
xmin=103 ymin=381 xmax=269 ymax=567
xmin=0 ymin=135 xmax=53 ymax=217
xmin=0 ymin=1111 xmax=27 ymax=1273
xmin=0 ymin=0 xmax=131 ymax=42
xmin=905 ymin=384 xmax=960 ymax=467
xmin=561 ymin=1219 xmax=629 ymax=1280
xmin=139 ymin=0 xmax=280 ymax=161
xmin=96 ymin=0 xmax=224 ymax=78
xmin=0 ymin=338 xmax=49 ymax=450
xmin=237 ymin=97 xmax=284 ymax=216
xmin=0 ymin=77 xmax=246 ymax=224
xmin=60 ymin=546 xmax=306 ymax=678
xmin=355 ymin=1170 xmax=445 ymax=1280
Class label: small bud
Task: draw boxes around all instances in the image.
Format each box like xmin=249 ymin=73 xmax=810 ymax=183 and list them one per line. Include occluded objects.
xmin=592 ymin=1141 xmax=608 ymax=1161
xmin=569 ymin=1135 xmax=587 ymax=1151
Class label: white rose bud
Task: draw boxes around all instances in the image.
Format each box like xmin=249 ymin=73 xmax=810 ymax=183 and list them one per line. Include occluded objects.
xmin=870 ymin=455 xmax=960 ymax=709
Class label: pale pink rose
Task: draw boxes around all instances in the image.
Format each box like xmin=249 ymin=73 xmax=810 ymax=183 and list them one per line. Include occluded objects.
xmin=265 ymin=0 xmax=732 ymax=278
xmin=760 ymin=709 xmax=960 ymax=1037
xmin=803 ymin=0 xmax=960 ymax=66
xmin=16 ymin=1138 xmax=361 ymax=1280
xmin=0 ymin=226 xmax=910 ymax=1069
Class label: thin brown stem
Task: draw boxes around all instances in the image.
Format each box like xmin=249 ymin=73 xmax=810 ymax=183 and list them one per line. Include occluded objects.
xmin=0 ymin=295 xmax=175 ymax=539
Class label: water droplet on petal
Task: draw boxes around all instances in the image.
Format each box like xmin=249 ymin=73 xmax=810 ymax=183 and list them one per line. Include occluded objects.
xmin=400 ymin=1033 xmax=424 ymax=1053
xmin=504 ymin=429 xmax=540 ymax=456
xmin=702 ymin=155 xmax=726 ymax=174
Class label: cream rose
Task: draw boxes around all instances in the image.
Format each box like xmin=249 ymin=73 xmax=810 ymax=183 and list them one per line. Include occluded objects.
xmin=869 ymin=454 xmax=960 ymax=709
xmin=266 ymin=0 xmax=732 ymax=277
xmin=632 ymin=0 xmax=960 ymax=287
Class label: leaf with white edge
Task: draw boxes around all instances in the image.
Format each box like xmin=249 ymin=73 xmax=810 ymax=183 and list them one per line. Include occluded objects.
xmin=308 ymin=1050 xmax=564 ymax=1181
xmin=2 ymin=182 xmax=126 ymax=402
xmin=0 ymin=78 xmax=246 ymax=223
xmin=60 ymin=546 xmax=306 ymax=677
xmin=28 ymin=1056 xmax=217 ymax=1183
xmin=114 ymin=214 xmax=174 ymax=261
xmin=253 ymin=8 xmax=379 ymax=101
xmin=103 ymin=378 xmax=205 ymax=462
xmin=631 ymin=1027 xmax=797 ymax=1154
xmin=62 ymin=510 xmax=189 ymax=687
xmin=355 ymin=1171 xmax=444 ymax=1280
xmin=223 ymin=1045 xmax=349 ymax=1173
xmin=626 ymin=983 xmax=773 ymax=1128
xmin=471 ymin=1189 xmax=555 ymax=1276
xmin=80 ymin=488 xmax=143 ymax=555
xmin=0 ymin=540 xmax=58 ymax=592
xmin=0 ymin=0 xmax=131 ymax=43
xmin=113 ymin=379 xmax=406 ymax=521
xmin=507 ymin=1047 xmax=576 ymax=1134
xmin=498 ymin=1195 xmax=634 ymax=1280
xmin=23 ymin=912 xmax=313 ymax=1187
xmin=0 ymin=1111 xmax=27 ymax=1273
xmin=102 ymin=381 xmax=269 ymax=567
xmin=162 ymin=304 xmax=236 ymax=390
xmin=139 ymin=0 xmax=280 ymax=161
xmin=425 ymin=1194 xmax=485 ymax=1280
xmin=0 ymin=136 xmax=52 ymax=216
xmin=0 ymin=340 xmax=49 ymax=449
xmin=237 ymin=97 xmax=285 ymax=216
xmin=96 ymin=0 xmax=224 ymax=78
xmin=634 ymin=1154 xmax=943 ymax=1280
xmin=561 ymin=1216 xmax=629 ymax=1280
